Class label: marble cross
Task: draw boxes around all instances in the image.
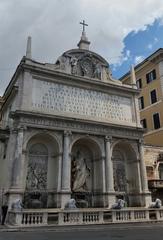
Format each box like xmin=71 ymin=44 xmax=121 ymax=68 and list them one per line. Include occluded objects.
xmin=80 ymin=20 xmax=88 ymax=32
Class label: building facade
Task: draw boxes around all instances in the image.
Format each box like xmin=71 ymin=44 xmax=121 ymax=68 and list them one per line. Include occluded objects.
xmin=0 ymin=30 xmax=151 ymax=210
xmin=121 ymin=49 xmax=163 ymax=147
xmin=121 ymin=49 xmax=163 ymax=201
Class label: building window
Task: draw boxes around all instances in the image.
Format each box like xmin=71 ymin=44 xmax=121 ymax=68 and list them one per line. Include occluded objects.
xmin=136 ymin=79 xmax=142 ymax=89
xmin=140 ymin=119 xmax=147 ymax=128
xmin=146 ymin=69 xmax=156 ymax=84
xmin=138 ymin=96 xmax=144 ymax=110
xmin=150 ymin=89 xmax=157 ymax=104
xmin=153 ymin=113 xmax=160 ymax=129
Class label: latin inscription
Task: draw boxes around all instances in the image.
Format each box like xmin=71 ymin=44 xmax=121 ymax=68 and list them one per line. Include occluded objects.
xmin=32 ymin=80 xmax=133 ymax=123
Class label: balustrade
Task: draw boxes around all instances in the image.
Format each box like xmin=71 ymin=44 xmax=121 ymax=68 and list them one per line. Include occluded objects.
xmin=7 ymin=208 xmax=163 ymax=227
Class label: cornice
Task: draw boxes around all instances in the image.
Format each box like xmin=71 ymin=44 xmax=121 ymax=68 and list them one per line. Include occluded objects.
xmin=10 ymin=110 xmax=144 ymax=139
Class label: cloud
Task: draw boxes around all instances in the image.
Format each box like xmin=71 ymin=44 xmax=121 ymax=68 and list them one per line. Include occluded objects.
xmin=147 ymin=43 xmax=153 ymax=50
xmin=1 ymin=0 xmax=163 ymax=95
xmin=154 ymin=37 xmax=158 ymax=43
xmin=112 ymin=49 xmax=131 ymax=71
xmin=147 ymin=37 xmax=159 ymax=50
xmin=134 ymin=55 xmax=144 ymax=64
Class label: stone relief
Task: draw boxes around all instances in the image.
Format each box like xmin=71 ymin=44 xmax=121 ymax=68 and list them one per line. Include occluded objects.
xmin=113 ymin=150 xmax=127 ymax=192
xmin=113 ymin=162 xmax=127 ymax=192
xmin=80 ymin=55 xmax=94 ymax=78
xmin=24 ymin=143 xmax=48 ymax=208
xmin=55 ymin=52 xmax=104 ymax=80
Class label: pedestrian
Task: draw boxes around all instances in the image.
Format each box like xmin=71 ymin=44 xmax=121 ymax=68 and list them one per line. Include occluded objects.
xmin=1 ymin=203 xmax=8 ymax=225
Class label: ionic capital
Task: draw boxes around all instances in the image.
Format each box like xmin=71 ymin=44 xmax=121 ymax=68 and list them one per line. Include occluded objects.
xmin=64 ymin=130 xmax=72 ymax=137
xmin=105 ymin=136 xmax=112 ymax=143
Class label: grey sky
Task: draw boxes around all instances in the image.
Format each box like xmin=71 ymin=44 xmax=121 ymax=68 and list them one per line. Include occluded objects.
xmin=1 ymin=0 xmax=163 ymax=95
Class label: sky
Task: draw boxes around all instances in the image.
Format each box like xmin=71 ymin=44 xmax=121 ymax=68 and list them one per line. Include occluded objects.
xmin=1 ymin=0 xmax=163 ymax=95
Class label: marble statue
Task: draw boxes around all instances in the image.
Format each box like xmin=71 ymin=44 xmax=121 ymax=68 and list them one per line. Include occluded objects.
xmin=93 ymin=62 xmax=102 ymax=80
xmin=72 ymin=151 xmax=90 ymax=192
xmin=64 ymin=198 xmax=77 ymax=209
xmin=149 ymin=198 xmax=162 ymax=208
xmin=11 ymin=199 xmax=23 ymax=211
xmin=70 ymin=56 xmax=78 ymax=75
xmin=112 ymin=199 xmax=125 ymax=209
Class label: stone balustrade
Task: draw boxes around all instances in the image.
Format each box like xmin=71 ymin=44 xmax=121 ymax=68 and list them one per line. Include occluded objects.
xmin=58 ymin=210 xmax=103 ymax=225
xmin=8 ymin=210 xmax=48 ymax=226
xmin=7 ymin=208 xmax=163 ymax=227
xmin=112 ymin=209 xmax=149 ymax=222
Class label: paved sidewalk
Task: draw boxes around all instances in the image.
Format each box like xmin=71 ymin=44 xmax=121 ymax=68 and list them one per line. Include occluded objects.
xmin=1 ymin=222 xmax=163 ymax=232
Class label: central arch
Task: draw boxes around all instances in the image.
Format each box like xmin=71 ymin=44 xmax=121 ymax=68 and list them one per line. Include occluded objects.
xmin=71 ymin=137 xmax=103 ymax=207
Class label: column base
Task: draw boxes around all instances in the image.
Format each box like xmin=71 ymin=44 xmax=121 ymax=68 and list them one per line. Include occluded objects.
xmin=60 ymin=190 xmax=72 ymax=209
xmin=128 ymin=193 xmax=143 ymax=207
xmin=105 ymin=192 xmax=116 ymax=208
xmin=141 ymin=191 xmax=152 ymax=207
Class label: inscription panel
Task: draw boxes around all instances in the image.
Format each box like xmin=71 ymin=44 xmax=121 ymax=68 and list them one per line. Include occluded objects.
xmin=32 ymin=79 xmax=133 ymax=123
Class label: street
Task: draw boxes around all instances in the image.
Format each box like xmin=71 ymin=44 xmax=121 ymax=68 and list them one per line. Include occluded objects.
xmin=0 ymin=223 xmax=163 ymax=240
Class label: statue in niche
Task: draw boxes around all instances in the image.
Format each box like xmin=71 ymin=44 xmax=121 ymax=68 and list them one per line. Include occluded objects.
xmin=72 ymin=151 xmax=90 ymax=192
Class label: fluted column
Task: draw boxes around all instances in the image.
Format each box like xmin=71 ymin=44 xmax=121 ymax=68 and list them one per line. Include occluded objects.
xmin=139 ymin=139 xmax=149 ymax=192
xmin=61 ymin=131 xmax=71 ymax=191
xmin=11 ymin=127 xmax=24 ymax=188
xmin=105 ymin=136 xmax=114 ymax=192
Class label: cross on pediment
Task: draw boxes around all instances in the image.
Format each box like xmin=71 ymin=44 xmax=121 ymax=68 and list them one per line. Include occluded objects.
xmin=80 ymin=20 xmax=88 ymax=32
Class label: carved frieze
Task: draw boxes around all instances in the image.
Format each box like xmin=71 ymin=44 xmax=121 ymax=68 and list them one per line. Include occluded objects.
xmin=18 ymin=114 xmax=142 ymax=139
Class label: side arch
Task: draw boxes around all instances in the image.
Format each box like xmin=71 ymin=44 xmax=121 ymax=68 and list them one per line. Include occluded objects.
xmin=24 ymin=132 xmax=60 ymax=208
xmin=112 ymin=140 xmax=141 ymax=206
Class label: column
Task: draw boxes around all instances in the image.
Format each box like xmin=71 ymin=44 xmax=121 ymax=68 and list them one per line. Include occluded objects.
xmin=105 ymin=136 xmax=115 ymax=208
xmin=101 ymin=156 xmax=106 ymax=193
xmin=138 ymin=139 xmax=149 ymax=192
xmin=61 ymin=131 xmax=71 ymax=191
xmin=138 ymin=139 xmax=151 ymax=207
xmin=105 ymin=136 xmax=114 ymax=192
xmin=135 ymin=159 xmax=142 ymax=193
xmin=12 ymin=127 xmax=24 ymax=188
xmin=8 ymin=127 xmax=25 ymax=209
xmin=7 ymin=129 xmax=17 ymax=186
xmin=60 ymin=131 xmax=72 ymax=208
xmin=57 ymin=152 xmax=62 ymax=192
